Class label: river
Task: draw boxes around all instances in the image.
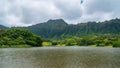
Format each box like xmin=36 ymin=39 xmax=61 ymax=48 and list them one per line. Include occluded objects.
xmin=0 ymin=47 xmax=120 ymax=68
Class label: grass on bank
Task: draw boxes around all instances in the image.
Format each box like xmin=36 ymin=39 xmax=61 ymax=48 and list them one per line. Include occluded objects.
xmin=0 ymin=44 xmax=31 ymax=48
xmin=42 ymin=42 xmax=52 ymax=47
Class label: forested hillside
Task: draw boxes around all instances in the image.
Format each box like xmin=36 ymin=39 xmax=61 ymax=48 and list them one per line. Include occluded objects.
xmin=0 ymin=18 xmax=120 ymax=47
xmin=0 ymin=28 xmax=43 ymax=47
xmin=24 ymin=18 xmax=120 ymax=39
xmin=24 ymin=19 xmax=68 ymax=38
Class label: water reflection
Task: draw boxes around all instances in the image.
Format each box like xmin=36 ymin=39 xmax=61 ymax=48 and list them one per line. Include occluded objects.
xmin=0 ymin=47 xmax=120 ymax=68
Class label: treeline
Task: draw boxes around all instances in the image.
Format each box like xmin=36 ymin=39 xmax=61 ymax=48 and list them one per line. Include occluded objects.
xmin=0 ymin=28 xmax=42 ymax=48
xmin=44 ymin=35 xmax=120 ymax=47
xmin=0 ymin=18 xmax=120 ymax=47
xmin=24 ymin=18 xmax=120 ymax=39
xmin=0 ymin=28 xmax=120 ymax=47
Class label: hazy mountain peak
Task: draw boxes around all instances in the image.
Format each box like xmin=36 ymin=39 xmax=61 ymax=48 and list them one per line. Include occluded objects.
xmin=46 ymin=19 xmax=68 ymax=25
xmin=0 ymin=25 xmax=8 ymax=29
xmin=47 ymin=19 xmax=64 ymax=22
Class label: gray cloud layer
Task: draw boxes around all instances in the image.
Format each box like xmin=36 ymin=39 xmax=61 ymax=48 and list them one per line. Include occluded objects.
xmin=0 ymin=0 xmax=120 ymax=27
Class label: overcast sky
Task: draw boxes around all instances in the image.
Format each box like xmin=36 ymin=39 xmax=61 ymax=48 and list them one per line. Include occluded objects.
xmin=0 ymin=0 xmax=120 ymax=27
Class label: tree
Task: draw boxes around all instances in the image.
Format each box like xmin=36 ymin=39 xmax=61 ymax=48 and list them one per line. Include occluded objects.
xmin=113 ymin=38 xmax=120 ymax=47
xmin=0 ymin=28 xmax=43 ymax=47
xmin=65 ymin=38 xmax=77 ymax=46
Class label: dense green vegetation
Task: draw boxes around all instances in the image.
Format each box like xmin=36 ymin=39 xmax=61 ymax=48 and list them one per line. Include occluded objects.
xmin=0 ymin=28 xmax=43 ymax=48
xmin=25 ymin=19 xmax=68 ymax=38
xmin=48 ymin=35 xmax=120 ymax=47
xmin=0 ymin=18 xmax=120 ymax=47
xmin=24 ymin=18 xmax=120 ymax=39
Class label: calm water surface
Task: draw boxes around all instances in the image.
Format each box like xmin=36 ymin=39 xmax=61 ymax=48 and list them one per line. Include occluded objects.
xmin=0 ymin=47 xmax=120 ymax=68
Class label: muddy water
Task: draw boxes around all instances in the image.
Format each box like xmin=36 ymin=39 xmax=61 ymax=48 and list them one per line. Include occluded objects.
xmin=0 ymin=47 xmax=120 ymax=68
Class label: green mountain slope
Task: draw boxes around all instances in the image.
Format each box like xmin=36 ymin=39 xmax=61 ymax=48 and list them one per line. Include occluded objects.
xmin=25 ymin=19 xmax=68 ymax=38
xmin=23 ymin=18 xmax=120 ymax=39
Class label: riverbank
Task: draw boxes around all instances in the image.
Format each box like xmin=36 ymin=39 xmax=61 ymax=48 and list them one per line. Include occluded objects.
xmin=0 ymin=44 xmax=31 ymax=48
xmin=0 ymin=45 xmax=117 ymax=48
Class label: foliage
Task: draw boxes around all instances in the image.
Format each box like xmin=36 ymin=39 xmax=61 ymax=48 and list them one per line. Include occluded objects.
xmin=113 ymin=38 xmax=120 ymax=47
xmin=22 ymin=18 xmax=120 ymax=39
xmin=1 ymin=18 xmax=120 ymax=47
xmin=42 ymin=42 xmax=52 ymax=46
xmin=65 ymin=38 xmax=77 ymax=46
xmin=0 ymin=28 xmax=43 ymax=47
xmin=51 ymin=35 xmax=120 ymax=47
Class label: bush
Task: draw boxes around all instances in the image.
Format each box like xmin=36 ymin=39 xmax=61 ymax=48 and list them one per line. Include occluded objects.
xmin=113 ymin=39 xmax=120 ymax=47
xmin=42 ymin=42 xmax=52 ymax=46
xmin=26 ymin=40 xmax=37 ymax=46
xmin=0 ymin=28 xmax=43 ymax=47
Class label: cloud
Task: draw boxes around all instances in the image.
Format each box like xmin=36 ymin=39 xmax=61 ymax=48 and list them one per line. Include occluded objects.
xmin=83 ymin=0 xmax=113 ymax=14
xmin=0 ymin=0 xmax=120 ymax=27
xmin=4 ymin=14 xmax=32 ymax=27
xmin=54 ymin=0 xmax=82 ymax=20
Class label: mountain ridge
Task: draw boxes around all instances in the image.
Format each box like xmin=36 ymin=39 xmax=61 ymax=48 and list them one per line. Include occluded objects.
xmin=1 ymin=18 xmax=120 ymax=39
xmin=23 ymin=18 xmax=120 ymax=39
